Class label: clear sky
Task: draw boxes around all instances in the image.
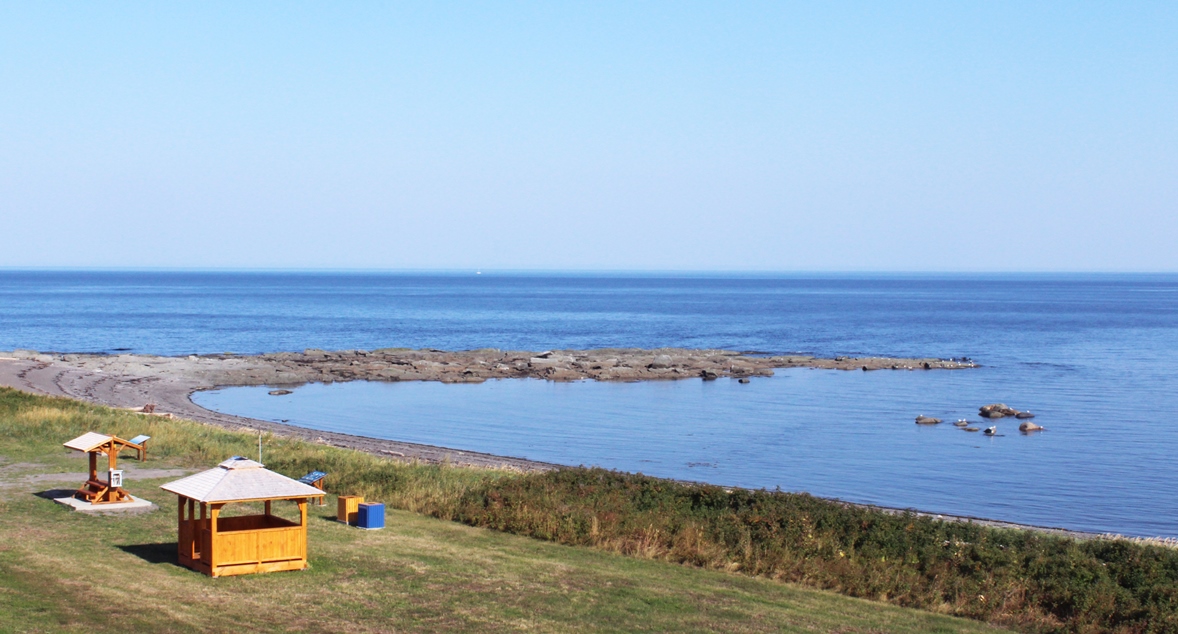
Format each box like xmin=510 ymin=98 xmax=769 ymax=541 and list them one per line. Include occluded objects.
xmin=1 ymin=2 xmax=1175 ymax=272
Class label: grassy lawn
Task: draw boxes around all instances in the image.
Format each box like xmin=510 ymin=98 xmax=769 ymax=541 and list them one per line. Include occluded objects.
xmin=0 ymin=390 xmax=1005 ymax=633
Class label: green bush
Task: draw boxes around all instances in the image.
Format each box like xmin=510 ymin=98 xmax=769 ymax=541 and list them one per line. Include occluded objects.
xmin=443 ymin=468 xmax=1178 ymax=633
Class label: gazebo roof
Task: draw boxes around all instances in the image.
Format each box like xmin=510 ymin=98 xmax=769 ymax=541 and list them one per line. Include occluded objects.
xmin=63 ymin=432 xmax=115 ymax=452
xmin=160 ymin=457 xmax=325 ymax=503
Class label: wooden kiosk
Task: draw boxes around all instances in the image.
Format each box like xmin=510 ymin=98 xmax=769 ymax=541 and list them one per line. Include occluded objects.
xmin=160 ymin=457 xmax=325 ymax=577
xmin=63 ymin=432 xmax=149 ymax=504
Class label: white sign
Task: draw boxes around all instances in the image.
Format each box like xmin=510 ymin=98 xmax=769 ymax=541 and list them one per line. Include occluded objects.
xmin=109 ymin=469 xmax=123 ymax=488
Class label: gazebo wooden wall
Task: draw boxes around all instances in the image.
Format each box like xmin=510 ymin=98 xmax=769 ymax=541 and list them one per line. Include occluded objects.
xmin=177 ymin=496 xmax=309 ymax=577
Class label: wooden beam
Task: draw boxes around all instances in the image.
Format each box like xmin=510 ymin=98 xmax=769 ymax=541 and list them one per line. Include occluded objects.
xmin=209 ymin=503 xmax=221 ymax=574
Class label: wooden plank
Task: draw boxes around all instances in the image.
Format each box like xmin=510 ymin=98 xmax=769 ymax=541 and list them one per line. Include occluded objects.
xmin=258 ymin=527 xmax=301 ymax=562
xmin=212 ymin=558 xmax=306 ymax=577
xmin=215 ymin=530 xmax=260 ymax=566
xmin=209 ymin=504 xmax=221 ymax=571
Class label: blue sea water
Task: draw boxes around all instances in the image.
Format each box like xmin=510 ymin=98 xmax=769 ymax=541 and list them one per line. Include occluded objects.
xmin=3 ymin=270 xmax=1177 ymax=536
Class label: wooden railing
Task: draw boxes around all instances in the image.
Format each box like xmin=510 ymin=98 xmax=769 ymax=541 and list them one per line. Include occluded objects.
xmin=200 ymin=515 xmax=305 ymax=568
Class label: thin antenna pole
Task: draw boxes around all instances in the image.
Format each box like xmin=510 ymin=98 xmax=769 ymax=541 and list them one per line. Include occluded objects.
xmin=258 ymin=432 xmax=263 ymax=464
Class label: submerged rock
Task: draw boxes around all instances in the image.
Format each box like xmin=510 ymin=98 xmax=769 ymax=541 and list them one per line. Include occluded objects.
xmin=915 ymin=415 xmax=943 ymax=425
xmin=268 ymin=389 xmax=293 ymax=396
xmin=1016 ymin=412 xmax=1036 ymax=419
xmin=1019 ymin=421 xmax=1044 ymax=432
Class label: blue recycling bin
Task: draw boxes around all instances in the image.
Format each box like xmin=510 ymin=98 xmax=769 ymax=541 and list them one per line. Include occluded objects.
xmin=356 ymin=502 xmax=385 ymax=530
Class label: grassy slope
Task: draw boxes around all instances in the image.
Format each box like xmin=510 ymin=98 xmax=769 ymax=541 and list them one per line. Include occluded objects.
xmin=0 ymin=388 xmax=1002 ymax=633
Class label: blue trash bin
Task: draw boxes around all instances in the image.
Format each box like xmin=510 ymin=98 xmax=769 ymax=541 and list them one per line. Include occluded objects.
xmin=356 ymin=503 xmax=385 ymax=530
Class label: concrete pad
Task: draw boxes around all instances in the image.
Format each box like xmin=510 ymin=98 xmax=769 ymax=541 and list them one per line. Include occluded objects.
xmin=50 ymin=493 xmax=158 ymax=515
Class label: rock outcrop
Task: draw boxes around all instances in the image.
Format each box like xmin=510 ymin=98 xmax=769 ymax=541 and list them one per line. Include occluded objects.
xmin=0 ymin=348 xmax=978 ymax=388
xmin=979 ymin=403 xmax=1024 ymax=419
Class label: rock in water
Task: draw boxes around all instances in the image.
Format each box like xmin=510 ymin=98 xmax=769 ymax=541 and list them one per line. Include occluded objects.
xmin=915 ymin=415 xmax=943 ymax=425
xmin=1019 ymin=421 xmax=1044 ymax=432
xmin=268 ymin=389 xmax=293 ymax=396
xmin=979 ymin=403 xmax=1021 ymax=418
xmin=1015 ymin=411 xmax=1036 ymax=419
xmin=737 ymin=377 xmax=750 ymax=384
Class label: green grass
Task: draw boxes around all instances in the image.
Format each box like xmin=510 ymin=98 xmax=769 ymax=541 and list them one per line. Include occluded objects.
xmin=5 ymin=386 xmax=1174 ymax=633
xmin=0 ymin=389 xmax=1003 ymax=633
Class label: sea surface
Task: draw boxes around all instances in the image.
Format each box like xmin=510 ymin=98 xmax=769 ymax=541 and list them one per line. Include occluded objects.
xmin=3 ymin=270 xmax=1177 ymax=536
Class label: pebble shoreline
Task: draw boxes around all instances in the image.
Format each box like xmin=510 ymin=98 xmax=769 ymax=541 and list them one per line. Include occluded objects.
xmin=0 ymin=349 xmax=1120 ymax=539
xmin=0 ymin=347 xmax=974 ymax=468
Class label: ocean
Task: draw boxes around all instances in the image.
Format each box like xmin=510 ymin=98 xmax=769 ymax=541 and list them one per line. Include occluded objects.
xmin=3 ymin=270 xmax=1176 ymax=536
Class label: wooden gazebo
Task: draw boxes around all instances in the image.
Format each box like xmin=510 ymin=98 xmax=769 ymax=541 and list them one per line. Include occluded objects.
xmin=160 ymin=457 xmax=325 ymax=578
xmin=63 ymin=432 xmax=149 ymax=504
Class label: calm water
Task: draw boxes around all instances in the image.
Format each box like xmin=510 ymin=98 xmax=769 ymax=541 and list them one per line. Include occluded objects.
xmin=4 ymin=270 xmax=1177 ymax=536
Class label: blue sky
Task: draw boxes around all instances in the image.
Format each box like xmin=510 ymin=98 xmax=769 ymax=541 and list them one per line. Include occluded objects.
xmin=1 ymin=2 xmax=1175 ymax=271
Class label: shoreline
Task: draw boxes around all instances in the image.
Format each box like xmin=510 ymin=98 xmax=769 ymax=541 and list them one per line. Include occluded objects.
xmin=0 ymin=346 xmax=974 ymax=471
xmin=0 ymin=349 xmax=1115 ymax=540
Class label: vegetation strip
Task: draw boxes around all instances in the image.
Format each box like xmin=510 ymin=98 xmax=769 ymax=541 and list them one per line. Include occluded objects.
xmin=2 ymin=388 xmax=1174 ymax=633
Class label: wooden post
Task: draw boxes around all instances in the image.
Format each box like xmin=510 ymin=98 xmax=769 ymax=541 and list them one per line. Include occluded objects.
xmin=209 ymin=504 xmax=221 ymax=575
xmin=177 ymin=495 xmax=185 ymax=560
xmin=194 ymin=502 xmax=205 ymax=565
xmin=299 ymin=498 xmax=308 ymax=561
xmin=264 ymin=500 xmax=271 ymax=516
xmin=88 ymin=451 xmax=97 ymax=482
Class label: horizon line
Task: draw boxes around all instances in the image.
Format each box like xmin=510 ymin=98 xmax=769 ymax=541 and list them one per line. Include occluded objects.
xmin=1 ymin=266 xmax=1176 ymax=277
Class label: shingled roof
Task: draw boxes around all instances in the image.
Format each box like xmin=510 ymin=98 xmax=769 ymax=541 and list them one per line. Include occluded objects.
xmin=160 ymin=457 xmax=325 ymax=503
